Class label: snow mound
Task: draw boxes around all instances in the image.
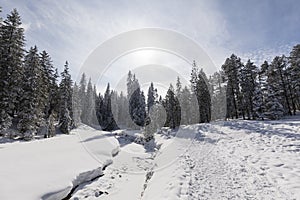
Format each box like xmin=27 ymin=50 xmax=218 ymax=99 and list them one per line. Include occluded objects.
xmin=0 ymin=125 xmax=119 ymax=200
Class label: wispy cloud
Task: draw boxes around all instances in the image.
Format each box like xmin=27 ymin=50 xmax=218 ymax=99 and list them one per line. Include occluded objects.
xmin=1 ymin=0 xmax=299 ymax=92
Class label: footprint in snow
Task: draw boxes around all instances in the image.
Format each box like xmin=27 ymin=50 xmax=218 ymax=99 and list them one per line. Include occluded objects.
xmin=274 ymin=163 xmax=284 ymax=167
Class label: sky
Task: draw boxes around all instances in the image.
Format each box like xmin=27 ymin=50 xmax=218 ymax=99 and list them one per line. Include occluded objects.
xmin=1 ymin=0 xmax=299 ymax=93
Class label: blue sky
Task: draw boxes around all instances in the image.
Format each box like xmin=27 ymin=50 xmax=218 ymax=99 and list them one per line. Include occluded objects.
xmin=1 ymin=0 xmax=299 ymax=91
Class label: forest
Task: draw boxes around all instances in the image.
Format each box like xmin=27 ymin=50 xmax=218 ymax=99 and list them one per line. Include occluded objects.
xmin=0 ymin=8 xmax=299 ymax=141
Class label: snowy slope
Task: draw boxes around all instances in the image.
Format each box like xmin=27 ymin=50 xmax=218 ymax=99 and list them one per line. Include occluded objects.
xmin=0 ymin=125 xmax=119 ymax=200
xmin=72 ymin=117 xmax=300 ymax=200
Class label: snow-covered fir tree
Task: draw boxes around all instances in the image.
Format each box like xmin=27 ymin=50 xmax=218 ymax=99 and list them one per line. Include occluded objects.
xmin=100 ymin=83 xmax=118 ymax=131
xmin=190 ymin=61 xmax=211 ymax=123
xmin=39 ymin=51 xmax=58 ymax=120
xmin=17 ymin=46 xmax=43 ymax=139
xmin=147 ymin=82 xmax=156 ymax=113
xmin=209 ymin=71 xmax=226 ymax=120
xmin=72 ymin=82 xmax=82 ymax=127
xmin=268 ymin=56 xmax=292 ymax=116
xmin=84 ymin=78 xmax=97 ymax=126
xmin=127 ymin=71 xmax=146 ymax=127
xmin=164 ymin=84 xmax=181 ymax=129
xmin=222 ymin=54 xmax=243 ymax=119
xmin=196 ymin=69 xmax=211 ymax=122
xmin=59 ymin=61 xmax=73 ymax=134
xmin=288 ymin=44 xmax=300 ymax=112
xmin=181 ymin=86 xmax=191 ymax=124
xmin=0 ymin=9 xmax=25 ymax=131
xmin=144 ymin=103 xmax=165 ymax=142
xmin=264 ymin=85 xmax=284 ymax=120
xmin=239 ymin=60 xmax=257 ymax=119
xmin=79 ymin=73 xmax=87 ymax=124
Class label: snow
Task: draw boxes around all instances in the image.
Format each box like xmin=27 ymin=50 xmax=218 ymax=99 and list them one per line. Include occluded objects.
xmin=1 ymin=116 xmax=300 ymax=199
xmin=0 ymin=124 xmax=119 ymax=200
xmin=72 ymin=116 xmax=300 ymax=200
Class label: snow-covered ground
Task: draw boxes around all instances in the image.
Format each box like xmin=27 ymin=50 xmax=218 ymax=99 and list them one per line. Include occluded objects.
xmin=72 ymin=117 xmax=300 ymax=200
xmin=0 ymin=125 xmax=119 ymax=200
xmin=1 ymin=116 xmax=300 ymax=200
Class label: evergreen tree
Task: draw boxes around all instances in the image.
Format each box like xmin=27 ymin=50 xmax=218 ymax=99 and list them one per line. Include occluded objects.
xmin=127 ymin=71 xmax=146 ymax=127
xmin=95 ymin=92 xmax=104 ymax=127
xmin=195 ymin=69 xmax=211 ymax=123
xmin=18 ymin=46 xmax=44 ymax=139
xmin=176 ymin=76 xmax=182 ymax=95
xmin=264 ymin=85 xmax=284 ymax=120
xmin=190 ymin=60 xmax=199 ymax=91
xmin=289 ymin=44 xmax=300 ymax=111
xmin=222 ymin=54 xmax=243 ymax=119
xmin=190 ymin=61 xmax=211 ymax=123
xmin=147 ymin=82 xmax=156 ymax=113
xmin=116 ymin=91 xmax=128 ymax=127
xmin=269 ymin=56 xmax=292 ymax=115
xmin=180 ymin=86 xmax=192 ymax=124
xmin=252 ymin=82 xmax=265 ymax=120
xmin=252 ymin=62 xmax=269 ymax=120
xmin=51 ymin=68 xmax=60 ymax=117
xmin=85 ymin=78 xmax=96 ymax=126
xmin=79 ymin=73 xmax=87 ymax=123
xmin=0 ymin=9 xmax=25 ymax=131
xmin=92 ymin=85 xmax=99 ymax=125
xmin=72 ymin=82 xmax=81 ymax=127
xmin=240 ymin=60 xmax=257 ymax=119
xmin=40 ymin=51 xmax=57 ymax=119
xmin=111 ymin=90 xmax=119 ymax=126
xmin=209 ymin=71 xmax=226 ymax=120
xmin=164 ymin=84 xmax=181 ymax=129
xmin=101 ymin=83 xmax=118 ymax=131
xmin=144 ymin=103 xmax=165 ymax=142
xmin=59 ymin=61 xmax=73 ymax=133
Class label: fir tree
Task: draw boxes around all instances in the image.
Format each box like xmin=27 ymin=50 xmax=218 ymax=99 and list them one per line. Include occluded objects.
xmin=0 ymin=9 xmax=25 ymax=131
xmin=18 ymin=46 xmax=42 ymax=139
xmin=180 ymin=86 xmax=192 ymax=124
xmin=209 ymin=71 xmax=226 ymax=120
xmin=240 ymin=60 xmax=257 ymax=119
xmin=289 ymin=44 xmax=300 ymax=111
xmin=222 ymin=54 xmax=243 ymax=119
xmin=127 ymin=71 xmax=146 ymax=127
xmin=195 ymin=69 xmax=211 ymax=123
xmin=40 ymin=50 xmax=57 ymax=119
xmin=59 ymin=61 xmax=73 ymax=133
xmin=264 ymin=85 xmax=284 ymax=120
xmin=269 ymin=56 xmax=292 ymax=115
xmin=147 ymin=82 xmax=156 ymax=113
xmin=85 ymin=78 xmax=96 ymax=126
xmin=72 ymin=82 xmax=81 ymax=127
xmin=190 ymin=62 xmax=211 ymax=123
xmin=176 ymin=76 xmax=182 ymax=95
xmin=164 ymin=84 xmax=181 ymax=129
xmin=101 ymin=83 xmax=118 ymax=131
xmin=79 ymin=73 xmax=87 ymax=123
xmin=144 ymin=103 xmax=165 ymax=142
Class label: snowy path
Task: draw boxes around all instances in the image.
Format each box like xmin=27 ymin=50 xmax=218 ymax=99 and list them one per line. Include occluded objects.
xmin=147 ymin=120 xmax=300 ymax=200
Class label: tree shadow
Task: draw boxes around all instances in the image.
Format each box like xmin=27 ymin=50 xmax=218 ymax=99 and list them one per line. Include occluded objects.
xmin=80 ymin=133 xmax=115 ymax=143
xmin=222 ymin=120 xmax=300 ymax=140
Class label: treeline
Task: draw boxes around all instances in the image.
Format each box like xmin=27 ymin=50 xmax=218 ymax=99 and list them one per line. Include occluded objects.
xmin=1 ymin=7 xmax=299 ymax=142
xmin=90 ymin=61 xmax=212 ymax=141
xmin=219 ymin=49 xmax=300 ymax=120
xmin=0 ymin=9 xmax=74 ymax=139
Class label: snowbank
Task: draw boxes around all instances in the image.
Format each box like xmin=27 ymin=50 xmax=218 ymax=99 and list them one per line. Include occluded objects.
xmin=0 ymin=125 xmax=119 ymax=200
